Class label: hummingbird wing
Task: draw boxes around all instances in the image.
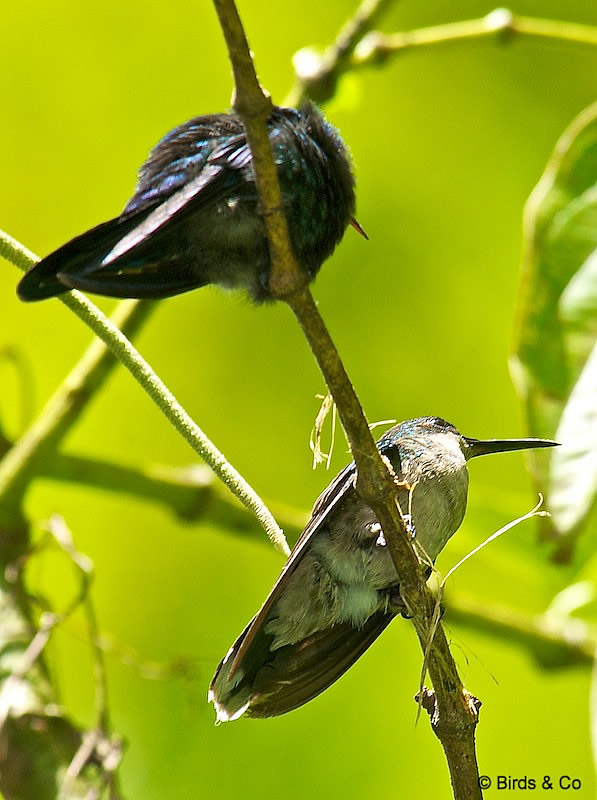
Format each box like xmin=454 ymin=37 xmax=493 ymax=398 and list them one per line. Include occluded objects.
xmin=17 ymin=132 xmax=252 ymax=300
xmin=226 ymin=460 xmax=358 ymax=678
xmin=17 ymin=215 xmax=153 ymax=300
xmin=211 ymin=609 xmax=395 ymax=720
xmin=98 ymin=135 xmax=252 ymax=270
xmin=248 ymin=611 xmax=396 ymax=717
xmin=226 ymin=430 xmax=407 ymax=679
xmin=210 ymin=439 xmax=407 ymax=720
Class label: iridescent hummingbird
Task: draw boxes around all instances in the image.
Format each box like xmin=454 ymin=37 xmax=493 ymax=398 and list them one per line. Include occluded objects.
xmin=209 ymin=416 xmax=557 ymax=721
xmin=17 ymin=104 xmax=362 ymax=303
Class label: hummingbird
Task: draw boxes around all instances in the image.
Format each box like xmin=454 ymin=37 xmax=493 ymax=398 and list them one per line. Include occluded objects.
xmin=17 ymin=104 xmax=361 ymax=304
xmin=209 ymin=416 xmax=557 ymax=722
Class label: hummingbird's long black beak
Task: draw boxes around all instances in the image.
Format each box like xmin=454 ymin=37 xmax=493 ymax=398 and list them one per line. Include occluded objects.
xmin=463 ymin=436 xmax=559 ymax=459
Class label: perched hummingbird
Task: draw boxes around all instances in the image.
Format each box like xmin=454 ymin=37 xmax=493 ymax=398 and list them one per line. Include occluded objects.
xmin=17 ymin=104 xmax=360 ymax=303
xmin=209 ymin=416 xmax=557 ymax=722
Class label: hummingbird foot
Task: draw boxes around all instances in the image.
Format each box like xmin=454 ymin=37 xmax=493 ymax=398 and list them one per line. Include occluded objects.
xmin=402 ymin=513 xmax=417 ymax=539
xmin=388 ymin=586 xmax=411 ymax=618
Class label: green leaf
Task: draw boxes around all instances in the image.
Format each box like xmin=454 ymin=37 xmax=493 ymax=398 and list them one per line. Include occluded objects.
xmin=548 ymin=340 xmax=597 ymax=542
xmin=512 ymin=102 xmax=597 ymax=552
xmin=560 ymin=245 xmax=597 ymax=330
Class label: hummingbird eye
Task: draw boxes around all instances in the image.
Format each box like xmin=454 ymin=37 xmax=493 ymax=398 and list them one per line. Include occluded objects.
xmin=415 ymin=416 xmax=460 ymax=436
xmin=429 ymin=416 xmax=457 ymax=431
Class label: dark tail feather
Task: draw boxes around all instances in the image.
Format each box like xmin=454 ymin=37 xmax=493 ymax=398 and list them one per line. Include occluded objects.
xmin=55 ymin=264 xmax=207 ymax=299
xmin=209 ymin=611 xmax=396 ymax=721
xmin=17 ymin=216 xmax=140 ymax=301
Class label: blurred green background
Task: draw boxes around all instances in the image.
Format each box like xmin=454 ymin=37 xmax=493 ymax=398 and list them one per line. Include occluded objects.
xmin=2 ymin=0 xmax=597 ymax=796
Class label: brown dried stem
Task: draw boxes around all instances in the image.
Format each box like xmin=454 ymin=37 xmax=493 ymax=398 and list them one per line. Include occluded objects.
xmin=212 ymin=1 xmax=482 ymax=796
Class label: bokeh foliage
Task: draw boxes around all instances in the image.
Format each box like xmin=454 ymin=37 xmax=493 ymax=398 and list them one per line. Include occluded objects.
xmin=512 ymin=101 xmax=597 ymax=558
xmin=2 ymin=0 xmax=597 ymax=797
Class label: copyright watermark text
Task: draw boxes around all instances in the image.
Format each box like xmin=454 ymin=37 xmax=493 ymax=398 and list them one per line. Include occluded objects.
xmin=478 ymin=775 xmax=583 ymax=791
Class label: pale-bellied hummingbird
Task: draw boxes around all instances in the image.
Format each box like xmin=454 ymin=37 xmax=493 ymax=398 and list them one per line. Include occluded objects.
xmin=209 ymin=416 xmax=557 ymax=721
xmin=17 ymin=104 xmax=362 ymax=304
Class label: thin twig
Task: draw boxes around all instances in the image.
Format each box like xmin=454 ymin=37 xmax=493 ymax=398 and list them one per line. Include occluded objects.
xmin=353 ymin=9 xmax=597 ymax=67
xmin=310 ymin=392 xmax=337 ymax=468
xmin=0 ymin=613 xmax=56 ymax=731
xmin=285 ymin=287 xmax=483 ymax=800
xmin=420 ymin=500 xmax=548 ymax=711
xmin=47 ymin=517 xmax=106 ymax=723
xmin=212 ymin=0 xmax=305 ymax=299
xmin=0 ymin=229 xmax=289 ymax=556
xmin=286 ymin=7 xmax=597 ymax=107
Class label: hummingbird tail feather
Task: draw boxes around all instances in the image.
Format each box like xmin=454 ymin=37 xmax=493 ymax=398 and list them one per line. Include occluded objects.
xmin=17 ymin=212 xmax=210 ymax=300
xmin=17 ymin=216 xmax=138 ymax=301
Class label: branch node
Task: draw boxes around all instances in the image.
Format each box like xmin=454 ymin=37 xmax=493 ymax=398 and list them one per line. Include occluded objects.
xmin=485 ymin=7 xmax=516 ymax=43
xmin=415 ymin=687 xmax=482 ymax=732
xmin=485 ymin=7 xmax=514 ymax=33
xmin=415 ymin=686 xmax=439 ymax=723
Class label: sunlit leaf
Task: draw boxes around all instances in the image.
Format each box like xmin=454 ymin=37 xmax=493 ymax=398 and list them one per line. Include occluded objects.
xmin=512 ymin=102 xmax=597 ymax=551
xmin=548 ymin=340 xmax=597 ymax=543
xmin=592 ymin=654 xmax=597 ymax=775
xmin=560 ymin=245 xmax=597 ymax=330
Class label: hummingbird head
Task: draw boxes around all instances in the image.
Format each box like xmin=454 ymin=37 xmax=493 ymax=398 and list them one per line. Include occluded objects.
xmin=377 ymin=416 xmax=559 ymax=563
xmin=378 ymin=417 xmax=559 ymax=492
xmin=389 ymin=416 xmax=558 ymax=458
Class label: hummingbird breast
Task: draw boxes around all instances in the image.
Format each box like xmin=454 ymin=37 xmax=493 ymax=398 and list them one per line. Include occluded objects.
xmin=395 ymin=433 xmax=470 ymax=561
xmin=264 ymin=500 xmax=397 ymax=649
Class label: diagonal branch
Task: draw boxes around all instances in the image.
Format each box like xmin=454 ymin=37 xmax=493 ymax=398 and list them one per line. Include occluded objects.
xmin=0 ymin=229 xmax=289 ymax=556
xmin=212 ymin=1 xmax=481 ymax=797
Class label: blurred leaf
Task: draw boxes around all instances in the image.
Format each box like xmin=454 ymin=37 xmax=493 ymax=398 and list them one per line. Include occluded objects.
xmin=560 ymin=245 xmax=597 ymax=328
xmin=549 ymin=341 xmax=597 ymax=548
xmin=592 ymin=654 xmax=597 ymax=777
xmin=512 ymin=102 xmax=597 ymax=551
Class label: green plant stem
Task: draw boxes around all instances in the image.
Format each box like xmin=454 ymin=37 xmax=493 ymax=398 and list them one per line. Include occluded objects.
xmin=286 ymin=7 xmax=597 ymax=107
xmin=0 ymin=228 xmax=289 ymax=556
xmin=286 ymin=0 xmax=393 ymax=105
xmin=353 ymin=8 xmax=597 ymax=67
xmin=212 ymin=2 xmax=481 ymax=798
xmin=60 ymin=293 xmax=289 ymax=555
